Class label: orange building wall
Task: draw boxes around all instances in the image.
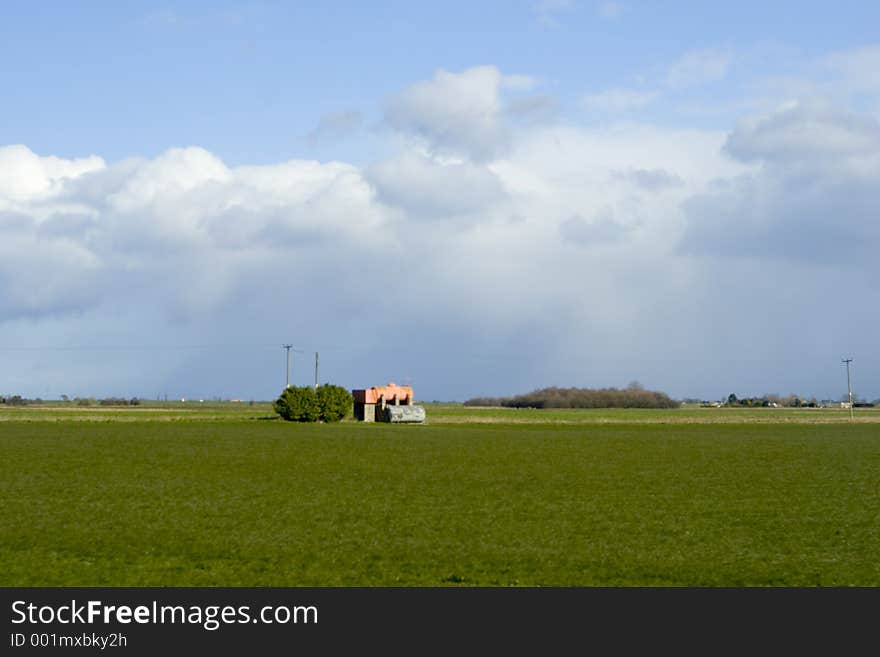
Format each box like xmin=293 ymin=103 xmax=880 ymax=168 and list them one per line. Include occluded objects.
xmin=352 ymin=383 xmax=413 ymax=404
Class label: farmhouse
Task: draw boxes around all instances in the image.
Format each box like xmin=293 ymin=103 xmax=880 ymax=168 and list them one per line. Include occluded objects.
xmin=352 ymin=382 xmax=426 ymax=423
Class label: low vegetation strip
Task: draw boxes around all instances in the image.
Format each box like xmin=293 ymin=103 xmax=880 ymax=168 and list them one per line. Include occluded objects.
xmin=425 ymin=405 xmax=880 ymax=424
xmin=2 ymin=418 xmax=879 ymax=586
xmin=2 ymin=403 xmax=879 ymax=424
xmin=0 ymin=402 xmax=277 ymax=423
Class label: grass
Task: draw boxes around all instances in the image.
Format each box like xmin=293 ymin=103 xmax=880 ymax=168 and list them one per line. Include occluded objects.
xmin=2 ymin=408 xmax=880 ymax=586
xmin=0 ymin=400 xmax=276 ymax=423
xmin=425 ymin=403 xmax=880 ymax=424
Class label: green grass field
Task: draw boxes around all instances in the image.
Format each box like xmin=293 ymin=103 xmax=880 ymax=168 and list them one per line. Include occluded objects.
xmin=2 ymin=404 xmax=879 ymax=586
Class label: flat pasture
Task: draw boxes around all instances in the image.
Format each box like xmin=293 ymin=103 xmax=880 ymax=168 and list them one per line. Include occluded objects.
xmin=426 ymin=404 xmax=880 ymax=424
xmin=1 ymin=405 xmax=879 ymax=586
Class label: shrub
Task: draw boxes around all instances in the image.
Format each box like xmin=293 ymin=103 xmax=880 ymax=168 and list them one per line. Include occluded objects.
xmin=274 ymin=386 xmax=319 ymax=422
xmin=316 ymin=384 xmax=353 ymax=422
xmin=274 ymin=384 xmax=353 ymax=422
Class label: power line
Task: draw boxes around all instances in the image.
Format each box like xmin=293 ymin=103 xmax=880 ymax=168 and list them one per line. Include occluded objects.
xmin=0 ymin=343 xmax=288 ymax=352
xmin=0 ymin=342 xmax=347 ymax=353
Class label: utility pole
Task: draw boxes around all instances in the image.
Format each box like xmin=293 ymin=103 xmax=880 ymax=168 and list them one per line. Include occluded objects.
xmin=842 ymin=358 xmax=854 ymax=422
xmin=283 ymin=345 xmax=293 ymax=388
xmin=314 ymin=352 xmax=319 ymax=391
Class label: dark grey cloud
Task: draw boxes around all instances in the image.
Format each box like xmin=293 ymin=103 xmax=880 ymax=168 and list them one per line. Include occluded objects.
xmin=0 ymin=232 xmax=101 ymax=321
xmin=680 ymin=168 xmax=880 ymax=264
xmin=725 ymin=100 xmax=880 ymax=162
xmin=681 ymin=103 xmax=880 ymax=265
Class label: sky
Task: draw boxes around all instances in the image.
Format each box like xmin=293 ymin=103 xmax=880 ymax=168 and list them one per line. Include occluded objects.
xmin=1 ymin=0 xmax=878 ymax=402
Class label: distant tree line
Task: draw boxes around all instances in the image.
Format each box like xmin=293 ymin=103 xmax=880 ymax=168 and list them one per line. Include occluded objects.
xmin=0 ymin=395 xmax=31 ymax=405
xmin=725 ymin=393 xmax=875 ymax=408
xmin=0 ymin=396 xmax=142 ymax=406
xmin=96 ymin=397 xmax=142 ymax=406
xmin=464 ymin=386 xmax=679 ymax=409
xmin=726 ymin=393 xmax=817 ymax=407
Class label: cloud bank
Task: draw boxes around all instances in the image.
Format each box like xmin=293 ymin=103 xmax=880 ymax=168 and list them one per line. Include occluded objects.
xmin=2 ymin=62 xmax=878 ymax=401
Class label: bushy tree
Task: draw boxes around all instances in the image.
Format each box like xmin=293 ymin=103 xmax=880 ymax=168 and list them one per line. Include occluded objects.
xmin=316 ymin=384 xmax=353 ymax=422
xmin=274 ymin=384 xmax=352 ymax=422
xmin=274 ymin=386 xmax=319 ymax=422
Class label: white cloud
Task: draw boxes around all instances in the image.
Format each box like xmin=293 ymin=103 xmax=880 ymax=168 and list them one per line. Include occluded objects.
xmin=385 ymin=66 xmax=535 ymax=161
xmin=0 ymin=145 xmax=104 ymax=204
xmin=582 ymin=88 xmax=657 ymax=113
xmin=106 ymin=147 xmax=232 ymax=214
xmin=501 ymin=74 xmax=539 ymax=91
xmin=612 ymin=168 xmax=683 ymax=189
xmin=0 ymin=146 xmax=392 ymax=325
xmin=366 ymin=150 xmax=506 ymax=219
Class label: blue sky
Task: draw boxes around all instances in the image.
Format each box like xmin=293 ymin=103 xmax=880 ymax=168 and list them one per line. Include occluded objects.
xmin=1 ymin=1 xmax=878 ymax=402
xmin=6 ymin=1 xmax=879 ymax=162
